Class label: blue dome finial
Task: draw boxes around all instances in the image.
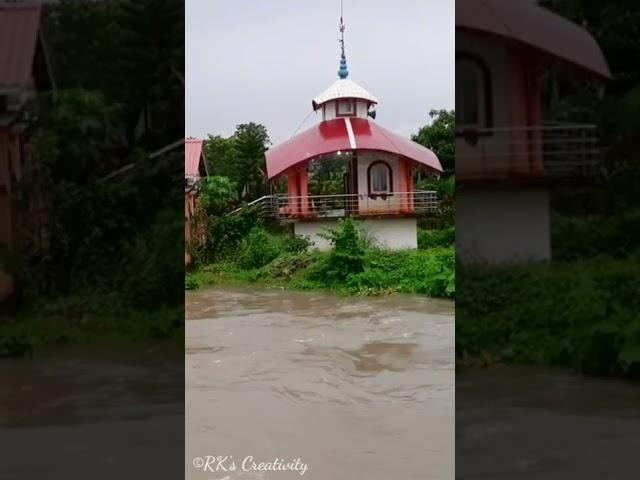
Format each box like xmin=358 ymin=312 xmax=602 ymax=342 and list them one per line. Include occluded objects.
xmin=338 ymin=54 xmax=349 ymax=79
xmin=337 ymin=4 xmax=348 ymax=79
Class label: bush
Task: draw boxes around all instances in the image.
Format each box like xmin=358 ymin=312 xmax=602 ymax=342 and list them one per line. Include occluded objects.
xmin=258 ymin=251 xmax=314 ymax=279
xmin=197 ymin=206 xmax=260 ymax=264
xmin=456 ymin=257 xmax=640 ymax=374
xmin=121 ymin=208 xmax=184 ymax=308
xmin=282 ymin=234 xmax=313 ymax=254
xmin=308 ymin=219 xmax=365 ymax=283
xmin=552 ymin=209 xmax=640 ymax=261
xmin=418 ymin=226 xmax=455 ymax=249
xmin=237 ymin=227 xmax=282 ymax=269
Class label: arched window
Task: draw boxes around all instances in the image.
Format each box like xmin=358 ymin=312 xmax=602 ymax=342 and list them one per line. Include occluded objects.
xmin=456 ymin=55 xmax=492 ymax=128
xmin=368 ymin=161 xmax=393 ymax=196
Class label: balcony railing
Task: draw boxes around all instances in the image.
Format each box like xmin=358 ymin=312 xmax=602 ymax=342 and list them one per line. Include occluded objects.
xmin=456 ymin=123 xmax=600 ymax=181
xmin=251 ymin=191 xmax=439 ymax=220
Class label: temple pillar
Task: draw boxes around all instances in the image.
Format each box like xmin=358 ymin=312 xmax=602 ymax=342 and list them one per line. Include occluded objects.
xmin=406 ymin=162 xmax=415 ymax=213
xmin=398 ymin=158 xmax=408 ymax=213
xmin=298 ymin=168 xmax=309 ymax=216
xmin=287 ymin=170 xmax=300 ymax=215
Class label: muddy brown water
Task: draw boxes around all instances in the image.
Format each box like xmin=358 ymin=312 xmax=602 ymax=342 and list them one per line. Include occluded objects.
xmin=0 ymin=347 xmax=184 ymax=479
xmin=186 ymin=286 xmax=455 ymax=480
xmin=457 ymin=367 xmax=640 ymax=480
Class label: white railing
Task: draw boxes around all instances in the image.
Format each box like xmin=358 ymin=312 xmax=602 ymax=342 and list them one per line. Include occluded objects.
xmin=456 ymin=123 xmax=600 ymax=180
xmin=252 ymin=191 xmax=439 ymax=220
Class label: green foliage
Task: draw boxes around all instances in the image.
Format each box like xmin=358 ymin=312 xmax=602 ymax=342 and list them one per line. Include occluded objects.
xmin=418 ymin=226 xmax=455 ymax=249
xmin=204 ymin=123 xmax=271 ymax=201
xmin=282 ymin=234 xmax=313 ymax=254
xmin=258 ymin=252 xmax=314 ymax=280
xmin=197 ymin=206 xmax=260 ymax=264
xmin=309 ymin=219 xmax=366 ymax=282
xmin=120 ymin=209 xmax=184 ymax=308
xmin=552 ymin=209 xmax=640 ymax=261
xmin=237 ymin=228 xmax=282 ymax=269
xmin=197 ymin=176 xmax=236 ymax=217
xmin=308 ymin=156 xmax=348 ymax=196
xmin=187 ymin=220 xmax=456 ymax=299
xmin=412 ymin=109 xmax=455 ymax=173
xmin=184 ymin=276 xmax=200 ymax=290
xmin=348 ymin=248 xmax=455 ymax=297
xmin=456 ymin=257 xmax=640 ymax=375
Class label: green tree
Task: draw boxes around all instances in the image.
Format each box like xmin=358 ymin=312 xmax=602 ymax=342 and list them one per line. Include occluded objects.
xmin=412 ymin=109 xmax=455 ymax=174
xmin=205 ymin=123 xmax=271 ymax=201
xmin=198 ymin=176 xmax=236 ymax=217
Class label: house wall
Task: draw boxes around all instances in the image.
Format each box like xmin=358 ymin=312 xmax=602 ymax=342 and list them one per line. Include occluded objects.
xmin=294 ymin=217 xmax=418 ymax=251
xmin=456 ymin=188 xmax=551 ymax=264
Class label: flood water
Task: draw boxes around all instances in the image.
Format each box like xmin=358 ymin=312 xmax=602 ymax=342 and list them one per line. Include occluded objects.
xmin=457 ymin=367 xmax=640 ymax=479
xmin=186 ymin=286 xmax=455 ymax=480
xmin=0 ymin=347 xmax=184 ymax=479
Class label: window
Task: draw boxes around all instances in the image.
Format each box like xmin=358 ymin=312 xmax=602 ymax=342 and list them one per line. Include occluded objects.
xmin=368 ymin=161 xmax=392 ymax=196
xmin=336 ymin=99 xmax=355 ymax=117
xmin=455 ymin=56 xmax=491 ymax=128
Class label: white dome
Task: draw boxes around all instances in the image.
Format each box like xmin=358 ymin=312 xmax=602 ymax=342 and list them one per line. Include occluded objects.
xmin=312 ymin=78 xmax=378 ymax=110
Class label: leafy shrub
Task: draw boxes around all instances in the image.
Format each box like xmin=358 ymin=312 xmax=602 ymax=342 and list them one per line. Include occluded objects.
xmin=308 ymin=219 xmax=365 ymax=283
xmin=552 ymin=209 xmax=640 ymax=261
xmin=237 ymin=227 xmax=282 ymax=269
xmin=282 ymin=234 xmax=313 ymax=254
xmin=258 ymin=252 xmax=314 ymax=279
xmin=185 ymin=275 xmax=200 ymax=290
xmin=121 ymin=208 xmax=184 ymax=308
xmin=456 ymin=257 xmax=640 ymax=374
xmin=418 ymin=226 xmax=455 ymax=249
xmin=198 ymin=205 xmax=260 ymax=263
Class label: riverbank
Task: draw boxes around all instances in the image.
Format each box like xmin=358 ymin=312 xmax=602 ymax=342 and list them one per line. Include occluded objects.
xmin=187 ymin=218 xmax=455 ymax=298
xmin=0 ymin=294 xmax=183 ymax=357
xmin=187 ymin=246 xmax=455 ymax=297
xmin=457 ymin=255 xmax=640 ymax=375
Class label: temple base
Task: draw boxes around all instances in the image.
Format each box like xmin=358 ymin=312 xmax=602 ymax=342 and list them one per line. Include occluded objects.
xmin=294 ymin=218 xmax=418 ymax=251
xmin=457 ymin=188 xmax=551 ymax=264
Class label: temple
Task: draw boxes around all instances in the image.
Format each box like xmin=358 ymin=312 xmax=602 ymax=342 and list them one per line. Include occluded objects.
xmin=264 ymin=16 xmax=442 ymax=250
xmin=455 ymin=0 xmax=610 ymax=263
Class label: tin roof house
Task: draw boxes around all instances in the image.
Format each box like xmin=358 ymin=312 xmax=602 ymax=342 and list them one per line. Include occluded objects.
xmin=1 ymin=1 xmax=54 ymax=303
xmin=455 ymin=0 xmax=610 ymax=264
xmin=262 ymin=16 xmax=443 ymax=250
xmin=184 ymin=137 xmax=207 ymax=266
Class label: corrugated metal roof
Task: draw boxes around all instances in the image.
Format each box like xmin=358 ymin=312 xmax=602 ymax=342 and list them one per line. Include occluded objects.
xmin=312 ymin=79 xmax=378 ymax=110
xmin=456 ymin=0 xmax=611 ymax=78
xmin=185 ymin=137 xmax=204 ymax=178
xmin=266 ymin=118 xmax=442 ymax=179
xmin=0 ymin=2 xmax=42 ymax=89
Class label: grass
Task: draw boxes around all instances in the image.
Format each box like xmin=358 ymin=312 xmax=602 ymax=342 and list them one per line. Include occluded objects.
xmin=187 ymin=247 xmax=455 ymax=297
xmin=187 ymin=218 xmax=455 ymax=298
xmin=0 ymin=293 xmax=183 ymax=357
xmin=456 ymin=255 xmax=640 ymax=375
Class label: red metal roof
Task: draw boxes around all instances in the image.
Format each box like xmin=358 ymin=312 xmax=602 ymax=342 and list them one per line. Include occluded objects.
xmin=265 ymin=118 xmax=442 ymax=179
xmin=185 ymin=137 xmax=204 ymax=178
xmin=0 ymin=2 xmax=42 ymax=89
xmin=456 ymin=0 xmax=610 ymax=78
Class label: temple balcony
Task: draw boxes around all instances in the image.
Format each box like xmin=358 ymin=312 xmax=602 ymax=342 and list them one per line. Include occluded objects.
xmin=255 ymin=190 xmax=439 ymax=221
xmin=456 ymin=123 xmax=600 ymax=183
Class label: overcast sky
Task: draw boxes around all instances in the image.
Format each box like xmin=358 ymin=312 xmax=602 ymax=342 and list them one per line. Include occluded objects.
xmin=186 ymin=0 xmax=454 ymax=145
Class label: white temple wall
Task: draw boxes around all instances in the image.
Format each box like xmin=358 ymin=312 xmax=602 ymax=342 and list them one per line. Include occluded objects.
xmin=294 ymin=217 xmax=418 ymax=251
xmin=456 ymin=188 xmax=551 ymax=264
xmin=356 ymin=152 xmax=402 ymax=212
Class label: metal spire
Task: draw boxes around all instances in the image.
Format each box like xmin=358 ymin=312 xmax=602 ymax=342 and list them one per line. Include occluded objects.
xmin=338 ymin=0 xmax=348 ymax=79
